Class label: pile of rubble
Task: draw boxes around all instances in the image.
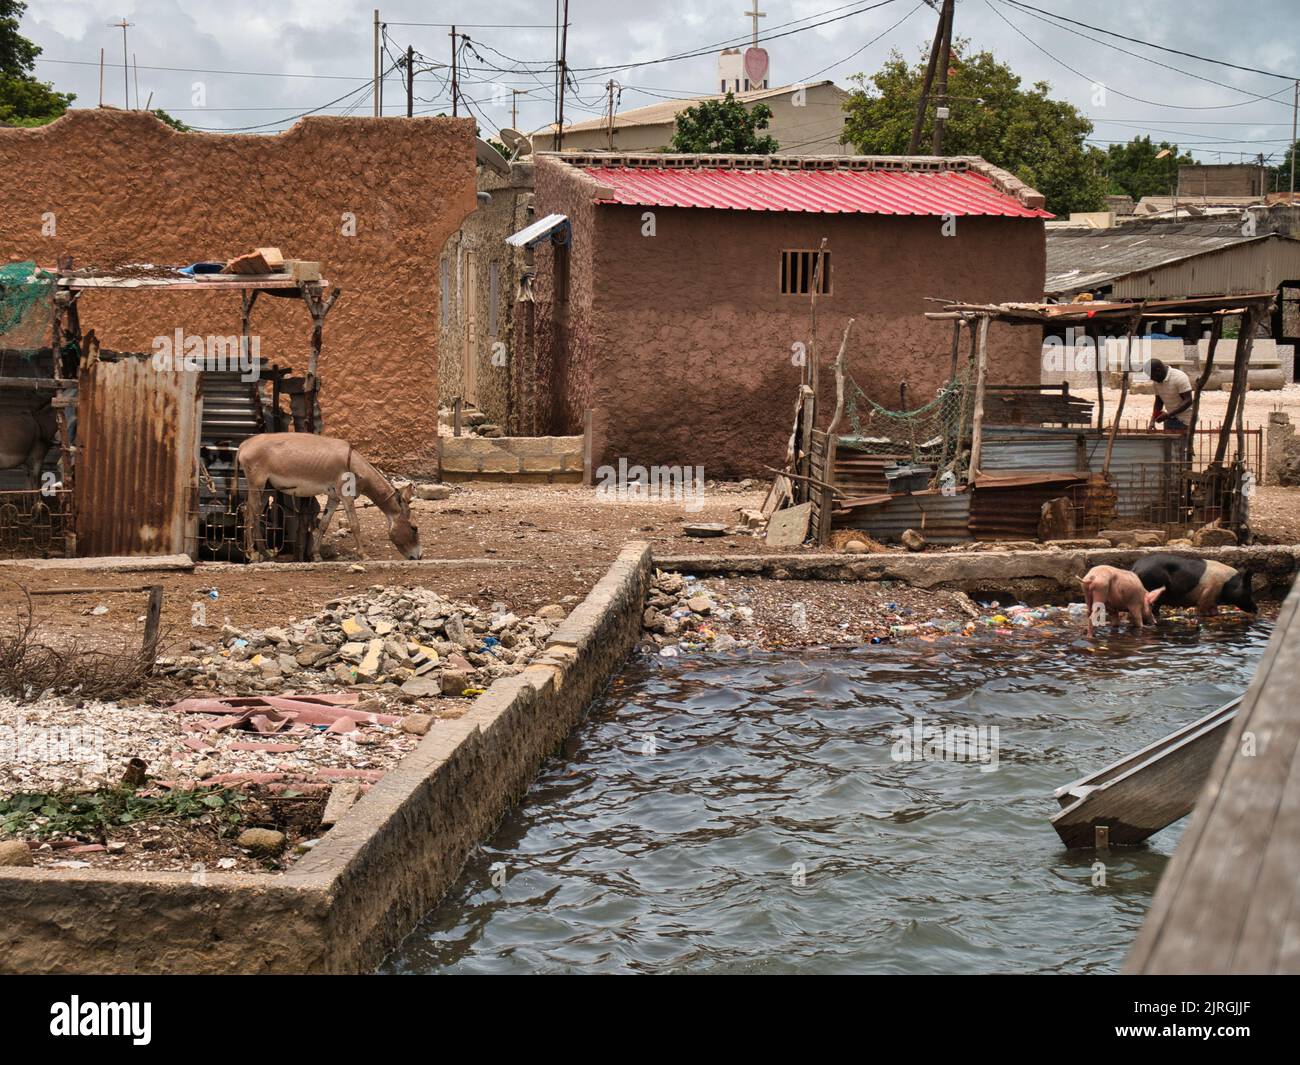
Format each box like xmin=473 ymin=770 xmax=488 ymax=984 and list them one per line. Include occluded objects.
xmin=160 ymin=586 xmax=564 ymax=700
xmin=641 ymin=571 xmax=752 ymax=654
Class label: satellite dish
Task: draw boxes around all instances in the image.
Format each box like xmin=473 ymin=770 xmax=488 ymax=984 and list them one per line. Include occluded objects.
xmin=499 ymin=128 xmax=523 ymax=152
xmin=475 ymin=137 xmax=510 ymax=175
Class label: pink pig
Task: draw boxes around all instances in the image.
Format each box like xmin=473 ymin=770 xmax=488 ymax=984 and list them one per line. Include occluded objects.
xmin=1078 ymin=565 xmax=1164 ymax=637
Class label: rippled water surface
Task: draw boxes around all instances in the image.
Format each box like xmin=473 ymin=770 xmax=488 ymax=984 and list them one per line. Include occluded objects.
xmin=383 ymin=618 xmax=1271 ymax=975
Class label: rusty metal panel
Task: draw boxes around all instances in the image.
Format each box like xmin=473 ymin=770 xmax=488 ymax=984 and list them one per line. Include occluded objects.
xmin=77 ymin=357 xmax=200 ymax=556
xmin=834 ymin=489 xmax=970 ymax=544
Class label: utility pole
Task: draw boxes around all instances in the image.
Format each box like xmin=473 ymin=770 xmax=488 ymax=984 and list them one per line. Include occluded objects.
xmin=133 ymin=53 xmax=139 ymax=109
xmin=450 ymin=25 xmax=458 ymax=116
xmin=511 ymin=88 xmax=530 ymax=130
xmin=1291 ymin=78 xmax=1298 ymax=200
xmin=931 ymin=0 xmax=955 ymax=155
xmin=555 ymin=0 xmax=569 ymax=150
xmin=605 ymin=79 xmax=621 ymax=150
xmin=109 ymin=19 xmax=131 ymax=109
xmin=908 ymin=4 xmax=945 ymax=154
xmin=406 ymin=45 xmax=413 ymax=117
xmin=373 ymin=9 xmax=380 ymax=116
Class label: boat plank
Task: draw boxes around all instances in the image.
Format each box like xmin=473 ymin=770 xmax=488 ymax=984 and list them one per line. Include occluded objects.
xmin=1127 ymin=587 xmax=1300 ymax=973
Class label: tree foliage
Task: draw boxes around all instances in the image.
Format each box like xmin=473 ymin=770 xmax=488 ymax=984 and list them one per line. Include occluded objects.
xmin=0 ymin=0 xmax=73 ymax=126
xmin=671 ymin=93 xmax=778 ymax=154
xmin=1102 ymin=135 xmax=1193 ymax=201
xmin=841 ymin=44 xmax=1106 ymax=215
xmin=1270 ymin=140 xmax=1300 ymax=194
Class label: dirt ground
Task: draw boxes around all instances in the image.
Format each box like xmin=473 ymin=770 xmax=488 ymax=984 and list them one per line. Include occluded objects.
xmin=2 ymin=474 xmax=1300 ymax=656
xmin=2 ymin=475 xmax=1298 ymax=874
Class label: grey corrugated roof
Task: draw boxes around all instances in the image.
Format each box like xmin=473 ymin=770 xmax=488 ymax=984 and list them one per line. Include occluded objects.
xmin=1045 ymin=219 xmax=1259 ymax=296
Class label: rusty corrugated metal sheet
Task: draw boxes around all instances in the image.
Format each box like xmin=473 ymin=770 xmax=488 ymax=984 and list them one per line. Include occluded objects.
xmin=970 ymin=473 xmax=1088 ymax=540
xmin=979 ymin=428 xmax=1180 ymax=520
xmin=77 ymin=357 xmax=200 ymax=557
xmin=834 ymin=488 xmax=971 ymax=544
xmin=584 ymin=166 xmax=1052 ymax=217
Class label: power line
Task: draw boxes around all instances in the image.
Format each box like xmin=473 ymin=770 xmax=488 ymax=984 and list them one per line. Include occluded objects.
xmin=799 ymin=1 xmax=926 ymax=81
xmin=38 ymin=57 xmax=371 ymax=82
xmin=984 ymin=0 xmax=1294 ymax=113
xmin=1000 ymin=0 xmax=1293 ymax=82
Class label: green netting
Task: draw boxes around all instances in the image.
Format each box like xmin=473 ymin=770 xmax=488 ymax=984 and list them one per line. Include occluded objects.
xmin=0 ymin=261 xmax=56 ymax=357
xmin=838 ymin=364 xmax=974 ymax=483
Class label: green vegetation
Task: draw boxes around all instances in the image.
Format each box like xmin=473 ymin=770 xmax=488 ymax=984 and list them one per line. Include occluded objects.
xmin=0 ymin=0 xmax=73 ymax=127
xmin=841 ymin=43 xmax=1105 ymax=215
xmin=671 ymin=92 xmax=778 ymax=154
xmin=0 ymin=786 xmax=248 ymax=841
xmin=1102 ymin=135 xmax=1193 ymax=202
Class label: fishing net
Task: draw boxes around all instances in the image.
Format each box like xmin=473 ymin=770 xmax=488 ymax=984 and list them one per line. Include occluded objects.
xmin=838 ymin=365 xmax=974 ymax=483
xmin=0 ymin=261 xmax=56 ymax=357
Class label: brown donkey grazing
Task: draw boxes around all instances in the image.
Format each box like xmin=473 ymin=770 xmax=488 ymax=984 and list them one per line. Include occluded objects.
xmin=235 ymin=433 xmax=421 ymax=561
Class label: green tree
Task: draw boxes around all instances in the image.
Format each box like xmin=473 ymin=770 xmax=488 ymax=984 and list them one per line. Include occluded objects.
xmin=841 ymin=44 xmax=1106 ymax=215
xmin=671 ymin=93 xmax=778 ymax=154
xmin=1102 ymin=135 xmax=1192 ymax=201
xmin=1270 ymin=140 xmax=1300 ymax=195
xmin=0 ymin=0 xmax=73 ymax=126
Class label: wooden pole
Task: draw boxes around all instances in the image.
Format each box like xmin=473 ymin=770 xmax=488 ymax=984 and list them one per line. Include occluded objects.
xmin=1102 ymin=320 xmax=1140 ymax=478
xmin=818 ymin=319 xmax=854 ymax=544
xmin=1091 ymin=324 xmax=1105 ymax=431
xmin=1186 ymin=314 xmax=1222 ymax=462
xmin=966 ymin=314 xmax=990 ymax=482
xmin=907 ymin=5 xmax=946 ymax=154
xmin=141 ymin=585 xmax=163 ymax=673
xmin=1214 ymin=305 xmax=1260 ymax=467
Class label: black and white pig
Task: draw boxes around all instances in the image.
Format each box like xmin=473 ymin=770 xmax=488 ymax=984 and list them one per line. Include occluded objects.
xmin=1131 ymin=553 xmax=1257 ymax=621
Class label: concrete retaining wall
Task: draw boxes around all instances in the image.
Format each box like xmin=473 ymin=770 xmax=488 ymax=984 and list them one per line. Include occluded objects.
xmin=658 ymin=545 xmax=1300 ymax=602
xmin=438 ymin=434 xmax=585 ymax=482
xmin=0 ymin=542 xmax=651 ymax=974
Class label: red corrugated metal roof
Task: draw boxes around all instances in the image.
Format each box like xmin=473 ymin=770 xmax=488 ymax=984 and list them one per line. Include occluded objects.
xmin=582 ymin=166 xmax=1052 ymax=217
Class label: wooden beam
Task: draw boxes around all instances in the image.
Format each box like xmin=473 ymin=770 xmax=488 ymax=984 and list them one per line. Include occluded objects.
xmin=966 ymin=314 xmax=990 ymax=481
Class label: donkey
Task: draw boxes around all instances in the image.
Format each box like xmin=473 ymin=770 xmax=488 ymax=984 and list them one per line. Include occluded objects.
xmin=0 ymin=398 xmax=58 ymax=489
xmin=235 ymin=433 xmax=421 ymax=561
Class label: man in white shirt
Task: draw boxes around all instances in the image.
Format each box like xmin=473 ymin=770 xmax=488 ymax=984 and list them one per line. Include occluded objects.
xmin=1146 ymin=358 xmax=1195 ymax=430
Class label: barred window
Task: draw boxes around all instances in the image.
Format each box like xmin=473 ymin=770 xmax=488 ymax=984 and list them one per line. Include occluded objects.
xmin=781 ymin=249 xmax=831 ymax=295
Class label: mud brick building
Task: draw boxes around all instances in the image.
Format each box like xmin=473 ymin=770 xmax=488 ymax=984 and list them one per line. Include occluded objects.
xmin=0 ymin=110 xmax=477 ymax=476
xmin=528 ymin=153 xmax=1050 ymax=477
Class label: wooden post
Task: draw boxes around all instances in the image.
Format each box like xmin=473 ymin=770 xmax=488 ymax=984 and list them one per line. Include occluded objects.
xmin=453 ymin=396 xmax=463 ymax=437
xmin=1102 ymin=320 xmax=1139 ymax=478
xmin=966 ymin=315 xmax=990 ymax=482
xmin=819 ymin=319 xmax=855 ymax=544
xmin=948 ymin=319 xmax=962 ymax=383
xmin=298 ymin=281 xmax=340 ymax=435
xmin=582 ymin=408 xmax=593 ymax=486
xmin=141 ymin=584 xmax=163 ymax=673
xmin=1214 ymin=305 xmax=1259 ymax=468
xmin=1091 ymin=323 xmax=1105 ymax=431
xmin=1186 ymin=314 xmax=1221 ymax=473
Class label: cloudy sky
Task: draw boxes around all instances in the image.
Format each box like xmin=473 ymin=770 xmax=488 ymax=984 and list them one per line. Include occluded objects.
xmin=20 ymin=0 xmax=1300 ymax=166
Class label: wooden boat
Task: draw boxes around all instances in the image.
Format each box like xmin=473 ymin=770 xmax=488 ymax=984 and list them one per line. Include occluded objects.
xmin=1051 ymin=696 xmax=1242 ymax=849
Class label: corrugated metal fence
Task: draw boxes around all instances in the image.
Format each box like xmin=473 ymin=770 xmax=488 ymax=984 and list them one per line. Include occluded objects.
xmin=77 ymin=357 xmax=201 ymax=557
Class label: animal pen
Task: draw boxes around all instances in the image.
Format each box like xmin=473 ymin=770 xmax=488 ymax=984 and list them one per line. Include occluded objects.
xmin=0 ymin=259 xmax=339 ymax=561
xmin=775 ymin=292 xmax=1271 ymax=546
